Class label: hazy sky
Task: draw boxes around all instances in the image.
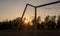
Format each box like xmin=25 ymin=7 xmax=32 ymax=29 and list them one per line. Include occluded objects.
xmin=0 ymin=0 xmax=60 ymax=21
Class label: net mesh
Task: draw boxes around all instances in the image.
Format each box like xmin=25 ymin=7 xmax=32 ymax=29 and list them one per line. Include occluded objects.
xmin=37 ymin=3 xmax=60 ymax=21
xmin=21 ymin=3 xmax=60 ymax=31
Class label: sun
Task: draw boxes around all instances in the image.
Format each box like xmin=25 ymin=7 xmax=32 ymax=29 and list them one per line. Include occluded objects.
xmin=23 ymin=17 xmax=34 ymax=26
xmin=23 ymin=17 xmax=33 ymax=25
xmin=23 ymin=17 xmax=30 ymax=24
xmin=24 ymin=19 xmax=29 ymax=24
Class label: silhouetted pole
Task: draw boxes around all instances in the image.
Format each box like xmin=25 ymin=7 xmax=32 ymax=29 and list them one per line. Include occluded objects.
xmin=17 ymin=4 xmax=28 ymax=30
xmin=21 ymin=4 xmax=28 ymax=19
xmin=36 ymin=0 xmax=60 ymax=8
xmin=33 ymin=7 xmax=37 ymax=36
xmin=17 ymin=4 xmax=35 ymax=30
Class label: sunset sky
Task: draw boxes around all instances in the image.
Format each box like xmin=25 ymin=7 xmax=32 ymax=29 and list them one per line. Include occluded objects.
xmin=0 ymin=0 xmax=60 ymax=21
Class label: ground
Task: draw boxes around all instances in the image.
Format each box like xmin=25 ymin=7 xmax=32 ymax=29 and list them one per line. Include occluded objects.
xmin=0 ymin=30 xmax=60 ymax=36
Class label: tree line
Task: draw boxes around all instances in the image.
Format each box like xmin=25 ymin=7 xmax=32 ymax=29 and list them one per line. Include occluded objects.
xmin=0 ymin=15 xmax=60 ymax=30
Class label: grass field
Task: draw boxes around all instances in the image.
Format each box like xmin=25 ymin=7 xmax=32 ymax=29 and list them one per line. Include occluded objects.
xmin=0 ymin=30 xmax=60 ymax=36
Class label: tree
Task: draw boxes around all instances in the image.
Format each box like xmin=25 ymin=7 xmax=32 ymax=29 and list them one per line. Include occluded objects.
xmin=44 ymin=15 xmax=50 ymax=29
xmin=56 ymin=15 xmax=60 ymax=29
xmin=36 ymin=16 xmax=41 ymax=30
xmin=47 ymin=16 xmax=56 ymax=30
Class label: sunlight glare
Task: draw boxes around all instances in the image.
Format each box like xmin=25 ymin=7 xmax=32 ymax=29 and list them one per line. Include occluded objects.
xmin=23 ymin=17 xmax=33 ymax=26
xmin=23 ymin=17 xmax=30 ymax=24
xmin=29 ymin=22 xmax=33 ymax=26
xmin=24 ymin=19 xmax=29 ymax=24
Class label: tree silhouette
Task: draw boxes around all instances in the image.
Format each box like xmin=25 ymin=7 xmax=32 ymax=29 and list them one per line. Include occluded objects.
xmin=47 ymin=16 xmax=56 ymax=30
xmin=0 ymin=20 xmax=12 ymax=30
xmin=36 ymin=16 xmax=41 ymax=30
xmin=56 ymin=15 xmax=60 ymax=29
xmin=44 ymin=15 xmax=50 ymax=29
